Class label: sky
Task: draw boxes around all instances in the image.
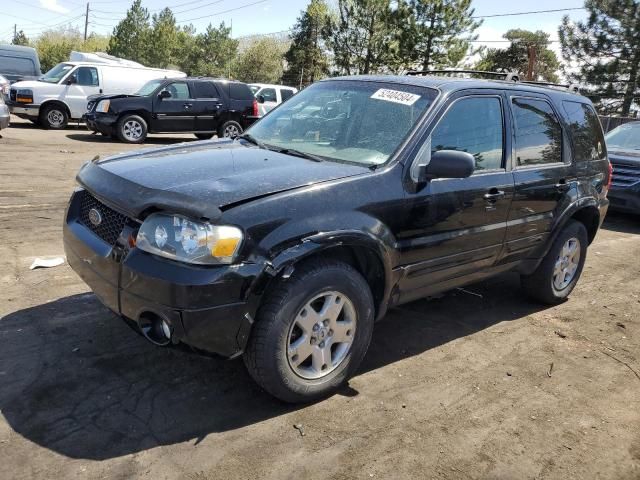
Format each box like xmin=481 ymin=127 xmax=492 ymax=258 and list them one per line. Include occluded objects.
xmin=1 ymin=0 xmax=588 ymax=56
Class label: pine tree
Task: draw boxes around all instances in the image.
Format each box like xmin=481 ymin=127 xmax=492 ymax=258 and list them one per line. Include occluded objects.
xmin=235 ymin=37 xmax=287 ymax=84
xmin=147 ymin=8 xmax=179 ymax=68
xmin=327 ymin=0 xmax=397 ymax=75
xmin=107 ymin=0 xmax=151 ymax=64
xmin=186 ymin=22 xmax=238 ymax=77
xmin=401 ymin=0 xmax=481 ymax=71
xmin=12 ymin=30 xmax=29 ymax=46
xmin=475 ymin=30 xmax=560 ymax=82
xmin=559 ymin=0 xmax=640 ymax=116
xmin=283 ymin=0 xmax=331 ymax=87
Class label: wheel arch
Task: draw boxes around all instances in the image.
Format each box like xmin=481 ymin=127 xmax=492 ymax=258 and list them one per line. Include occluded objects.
xmin=40 ymin=99 xmax=71 ymax=118
xmin=118 ymin=110 xmax=152 ymax=128
xmin=255 ymin=231 xmax=398 ymax=322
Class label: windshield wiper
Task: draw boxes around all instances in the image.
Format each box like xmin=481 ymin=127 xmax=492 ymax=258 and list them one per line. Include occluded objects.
xmin=237 ymin=133 xmax=266 ymax=149
xmin=265 ymin=145 xmax=324 ymax=162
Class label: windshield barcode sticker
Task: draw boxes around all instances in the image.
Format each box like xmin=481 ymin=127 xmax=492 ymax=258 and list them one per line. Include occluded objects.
xmin=370 ymin=89 xmax=421 ymax=106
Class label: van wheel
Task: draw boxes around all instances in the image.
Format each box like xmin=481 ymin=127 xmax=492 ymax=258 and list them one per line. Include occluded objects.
xmin=117 ymin=114 xmax=147 ymax=143
xmin=41 ymin=104 xmax=68 ymax=129
xmin=521 ymin=220 xmax=588 ymax=304
xmin=243 ymin=259 xmax=374 ymax=403
xmin=218 ymin=120 xmax=242 ymax=138
xmin=194 ymin=133 xmax=214 ymax=140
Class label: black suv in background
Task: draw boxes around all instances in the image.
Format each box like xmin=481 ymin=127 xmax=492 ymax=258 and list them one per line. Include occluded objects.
xmin=604 ymin=121 xmax=640 ymax=214
xmin=85 ymin=77 xmax=259 ymax=143
xmin=64 ymin=72 xmax=610 ymax=403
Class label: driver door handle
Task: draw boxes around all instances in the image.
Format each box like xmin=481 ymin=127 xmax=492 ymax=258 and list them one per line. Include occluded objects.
xmin=183 ymin=103 xmax=192 ymax=110
xmin=555 ymin=180 xmax=571 ymax=192
xmin=484 ymin=189 xmax=505 ymax=201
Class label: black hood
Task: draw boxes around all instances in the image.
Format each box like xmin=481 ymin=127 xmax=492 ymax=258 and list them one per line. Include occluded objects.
xmin=88 ymin=93 xmax=140 ymax=102
xmin=77 ymin=140 xmax=369 ymax=221
xmin=608 ymin=148 xmax=640 ymax=162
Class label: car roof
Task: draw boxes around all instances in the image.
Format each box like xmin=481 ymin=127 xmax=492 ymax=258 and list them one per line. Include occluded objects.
xmin=0 ymin=44 xmax=38 ymax=54
xmin=250 ymin=83 xmax=297 ymax=90
xmin=325 ymin=74 xmax=588 ymax=101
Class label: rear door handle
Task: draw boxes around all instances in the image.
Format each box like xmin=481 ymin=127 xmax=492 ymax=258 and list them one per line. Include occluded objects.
xmin=555 ymin=180 xmax=571 ymax=192
xmin=183 ymin=103 xmax=192 ymax=110
xmin=484 ymin=190 xmax=505 ymax=201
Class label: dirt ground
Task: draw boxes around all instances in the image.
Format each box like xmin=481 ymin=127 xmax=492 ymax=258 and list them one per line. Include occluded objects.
xmin=0 ymin=116 xmax=639 ymax=480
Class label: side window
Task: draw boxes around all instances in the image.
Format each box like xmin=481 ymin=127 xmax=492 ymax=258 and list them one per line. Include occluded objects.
xmin=430 ymin=96 xmax=504 ymax=171
xmin=1 ymin=56 xmax=36 ymax=76
xmin=280 ymin=88 xmax=295 ymax=101
xmin=75 ymin=67 xmax=99 ymax=86
xmin=165 ymin=82 xmax=190 ymax=100
xmin=193 ymin=81 xmax=219 ymax=99
xmin=562 ymin=101 xmax=606 ymax=160
xmin=260 ymin=88 xmax=277 ymax=102
xmin=512 ymin=98 xmax=563 ymax=166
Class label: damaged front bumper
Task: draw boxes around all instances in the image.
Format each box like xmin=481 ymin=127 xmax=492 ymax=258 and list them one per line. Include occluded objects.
xmin=63 ymin=189 xmax=265 ymax=357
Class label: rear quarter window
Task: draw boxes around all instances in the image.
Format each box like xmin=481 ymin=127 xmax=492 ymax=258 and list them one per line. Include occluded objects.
xmin=228 ymin=82 xmax=254 ymax=101
xmin=562 ymin=101 xmax=606 ymax=161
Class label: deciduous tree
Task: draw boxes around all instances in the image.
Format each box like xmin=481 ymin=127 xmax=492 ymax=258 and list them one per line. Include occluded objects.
xmin=107 ymin=0 xmax=151 ymax=64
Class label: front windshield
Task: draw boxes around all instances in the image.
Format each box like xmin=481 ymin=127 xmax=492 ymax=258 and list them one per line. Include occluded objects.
xmin=250 ymin=85 xmax=260 ymax=94
xmin=605 ymin=123 xmax=640 ymax=150
xmin=246 ymin=80 xmax=437 ymax=166
xmin=135 ymin=79 xmax=165 ymax=96
xmin=41 ymin=63 xmax=74 ymax=83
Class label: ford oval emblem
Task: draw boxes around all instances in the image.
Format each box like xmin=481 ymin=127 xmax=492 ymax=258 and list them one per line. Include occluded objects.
xmin=88 ymin=208 xmax=103 ymax=226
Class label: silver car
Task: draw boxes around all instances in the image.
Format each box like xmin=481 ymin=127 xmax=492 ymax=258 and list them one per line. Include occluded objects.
xmin=0 ymin=92 xmax=10 ymax=130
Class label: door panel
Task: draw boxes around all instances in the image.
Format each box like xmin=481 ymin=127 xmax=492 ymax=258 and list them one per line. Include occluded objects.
xmin=152 ymin=81 xmax=194 ymax=132
xmin=503 ymin=95 xmax=577 ymax=263
xmin=192 ymin=81 xmax=223 ymax=132
xmin=397 ymin=93 xmax=514 ymax=302
xmin=62 ymin=66 xmax=101 ymax=118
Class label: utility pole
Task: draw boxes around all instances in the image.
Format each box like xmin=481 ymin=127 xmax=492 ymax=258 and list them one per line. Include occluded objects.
xmin=83 ymin=2 xmax=89 ymax=42
xmin=526 ymin=44 xmax=537 ymax=81
xmin=299 ymin=67 xmax=304 ymax=90
xmin=14 ymin=24 xmax=17 ymax=40
xmin=228 ymin=18 xmax=232 ymax=79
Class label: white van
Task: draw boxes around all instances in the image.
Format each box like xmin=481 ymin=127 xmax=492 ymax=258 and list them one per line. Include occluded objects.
xmin=9 ymin=59 xmax=185 ymax=129
xmin=249 ymin=83 xmax=297 ymax=116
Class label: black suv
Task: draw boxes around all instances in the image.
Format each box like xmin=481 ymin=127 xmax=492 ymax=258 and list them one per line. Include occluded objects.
xmin=84 ymin=77 xmax=259 ymax=143
xmin=64 ymin=73 xmax=610 ymax=402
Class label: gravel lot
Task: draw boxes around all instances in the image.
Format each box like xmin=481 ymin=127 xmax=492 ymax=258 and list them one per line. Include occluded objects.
xmin=1 ymin=117 xmax=639 ymax=480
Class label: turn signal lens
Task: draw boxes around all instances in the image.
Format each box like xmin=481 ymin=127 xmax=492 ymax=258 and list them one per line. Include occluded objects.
xmin=212 ymin=237 xmax=241 ymax=258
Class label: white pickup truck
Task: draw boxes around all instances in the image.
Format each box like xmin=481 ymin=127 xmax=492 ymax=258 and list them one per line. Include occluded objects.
xmin=9 ymin=56 xmax=185 ymax=129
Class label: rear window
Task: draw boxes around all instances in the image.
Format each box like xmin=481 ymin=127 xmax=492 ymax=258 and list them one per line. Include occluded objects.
xmin=562 ymin=101 xmax=606 ymax=161
xmin=281 ymin=89 xmax=295 ymax=101
xmin=193 ymin=81 xmax=220 ymax=98
xmin=228 ymin=82 xmax=254 ymax=101
xmin=512 ymin=97 xmax=563 ymax=166
xmin=0 ymin=55 xmax=36 ymax=76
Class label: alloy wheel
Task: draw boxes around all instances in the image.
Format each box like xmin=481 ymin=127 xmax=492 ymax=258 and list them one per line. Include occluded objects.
xmin=47 ymin=109 xmax=65 ymax=128
xmin=553 ymin=237 xmax=581 ymax=290
xmin=123 ymin=120 xmax=143 ymax=141
xmin=286 ymin=291 xmax=357 ymax=380
xmin=223 ymin=124 xmax=240 ymax=138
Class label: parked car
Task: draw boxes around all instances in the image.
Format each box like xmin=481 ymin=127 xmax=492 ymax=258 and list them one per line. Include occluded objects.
xmin=64 ymin=73 xmax=610 ymax=403
xmin=604 ymin=121 xmax=640 ymax=214
xmin=0 ymin=94 xmax=9 ymax=131
xmin=8 ymin=61 xmax=185 ymax=129
xmin=249 ymin=83 xmax=297 ymax=116
xmin=84 ymin=77 xmax=259 ymax=143
xmin=0 ymin=44 xmax=41 ymax=84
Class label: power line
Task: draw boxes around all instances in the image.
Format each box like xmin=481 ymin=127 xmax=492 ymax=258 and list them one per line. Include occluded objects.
xmin=472 ymin=7 xmax=585 ymax=19
xmin=176 ymin=0 xmax=267 ymax=23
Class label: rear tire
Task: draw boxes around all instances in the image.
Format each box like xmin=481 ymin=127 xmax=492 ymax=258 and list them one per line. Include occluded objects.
xmin=243 ymin=259 xmax=374 ymax=403
xmin=521 ymin=220 xmax=588 ymax=304
xmin=194 ymin=133 xmax=214 ymax=140
xmin=40 ymin=104 xmax=68 ymax=129
xmin=116 ymin=114 xmax=147 ymax=144
xmin=218 ymin=120 xmax=242 ymax=138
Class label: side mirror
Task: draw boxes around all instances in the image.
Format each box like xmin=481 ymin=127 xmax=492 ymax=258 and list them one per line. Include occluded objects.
xmin=66 ymin=75 xmax=77 ymax=85
xmin=158 ymin=89 xmax=172 ymax=100
xmin=256 ymin=94 xmax=265 ymax=104
xmin=420 ymin=150 xmax=475 ymax=181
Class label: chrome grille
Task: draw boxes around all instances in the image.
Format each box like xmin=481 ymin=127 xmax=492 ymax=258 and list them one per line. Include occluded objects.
xmin=86 ymin=100 xmax=96 ymax=112
xmin=78 ymin=190 xmax=128 ymax=246
xmin=610 ymin=159 xmax=640 ymax=188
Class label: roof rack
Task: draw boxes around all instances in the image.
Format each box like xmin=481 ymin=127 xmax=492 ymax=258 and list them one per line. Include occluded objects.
xmin=406 ymin=69 xmax=581 ymax=92
xmin=406 ymin=69 xmax=520 ymax=82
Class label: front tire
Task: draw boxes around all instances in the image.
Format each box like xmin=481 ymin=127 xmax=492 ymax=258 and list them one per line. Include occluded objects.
xmin=521 ymin=220 xmax=588 ymax=304
xmin=116 ymin=114 xmax=147 ymax=143
xmin=218 ymin=120 xmax=242 ymax=138
xmin=244 ymin=259 xmax=375 ymax=403
xmin=40 ymin=104 xmax=68 ymax=129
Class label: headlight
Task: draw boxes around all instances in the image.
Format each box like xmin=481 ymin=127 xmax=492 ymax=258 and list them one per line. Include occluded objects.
xmin=16 ymin=89 xmax=33 ymax=103
xmin=95 ymin=100 xmax=110 ymax=113
xmin=136 ymin=213 xmax=243 ymax=265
